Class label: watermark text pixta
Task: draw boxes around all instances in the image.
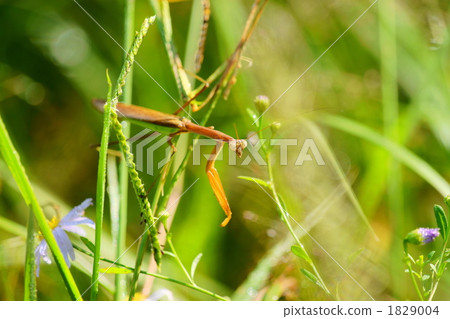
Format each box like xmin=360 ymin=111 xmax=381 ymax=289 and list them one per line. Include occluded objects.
xmin=128 ymin=129 xmax=325 ymax=176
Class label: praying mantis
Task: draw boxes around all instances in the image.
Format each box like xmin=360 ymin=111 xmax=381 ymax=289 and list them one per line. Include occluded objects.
xmin=92 ymin=98 xmax=247 ymax=227
xmin=94 ymin=0 xmax=267 ymax=226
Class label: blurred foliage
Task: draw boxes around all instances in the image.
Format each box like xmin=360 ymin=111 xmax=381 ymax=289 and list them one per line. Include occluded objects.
xmin=0 ymin=0 xmax=449 ymax=300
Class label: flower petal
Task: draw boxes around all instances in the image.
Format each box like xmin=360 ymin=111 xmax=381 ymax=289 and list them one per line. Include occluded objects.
xmin=53 ymin=227 xmax=75 ymax=267
xmin=35 ymin=239 xmax=50 ymax=277
xmin=61 ymin=216 xmax=95 ymax=229
xmin=61 ymin=225 xmax=86 ymax=237
xmin=60 ymin=198 xmax=93 ymax=226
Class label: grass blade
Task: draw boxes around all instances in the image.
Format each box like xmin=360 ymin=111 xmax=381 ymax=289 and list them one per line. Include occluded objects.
xmin=319 ymin=114 xmax=450 ymax=196
xmin=190 ymin=252 xmax=203 ymax=281
xmin=0 ymin=114 xmax=82 ymax=300
xmin=91 ymin=17 xmax=158 ymax=300
xmin=113 ymin=0 xmax=135 ymax=301
xmin=24 ymin=210 xmax=37 ymax=301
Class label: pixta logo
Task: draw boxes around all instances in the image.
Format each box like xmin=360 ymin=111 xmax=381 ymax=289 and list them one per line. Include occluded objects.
xmin=128 ymin=128 xmax=325 ymax=176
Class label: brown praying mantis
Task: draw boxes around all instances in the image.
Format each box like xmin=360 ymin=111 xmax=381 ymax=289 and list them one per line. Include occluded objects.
xmin=93 ymin=0 xmax=267 ymax=226
xmin=92 ymin=98 xmax=247 ymax=227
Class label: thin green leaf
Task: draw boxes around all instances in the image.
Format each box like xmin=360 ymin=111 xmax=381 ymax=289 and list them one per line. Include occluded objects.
xmin=163 ymin=251 xmax=176 ymax=258
xmin=301 ymin=120 xmax=378 ymax=240
xmin=238 ymin=176 xmax=271 ymax=188
xmin=100 ymin=267 xmax=133 ymax=274
xmin=426 ymin=251 xmax=436 ymax=263
xmin=91 ymin=69 xmax=114 ymax=301
xmin=277 ymin=193 xmax=289 ymax=214
xmin=190 ymin=253 xmax=203 ymax=280
xmin=434 ymin=205 xmax=448 ymax=241
xmin=319 ymin=114 xmax=450 ymax=196
xmin=149 ymin=0 xmax=191 ymax=98
xmin=24 ymin=210 xmax=37 ymax=301
xmin=429 ymin=263 xmax=437 ymax=274
xmin=80 ymin=237 xmax=96 ymax=254
xmin=301 ymin=268 xmax=320 ymax=286
xmin=291 ymin=245 xmax=312 ymax=263
xmin=0 ymin=215 xmax=26 ymax=238
xmin=183 ymin=0 xmax=208 ymax=78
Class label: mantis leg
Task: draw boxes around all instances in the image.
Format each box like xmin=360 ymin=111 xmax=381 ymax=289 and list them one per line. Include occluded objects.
xmin=206 ymin=141 xmax=232 ymax=227
xmin=167 ymin=130 xmax=188 ymax=153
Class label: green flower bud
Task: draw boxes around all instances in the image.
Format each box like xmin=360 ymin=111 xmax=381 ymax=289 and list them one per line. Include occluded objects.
xmin=270 ymin=121 xmax=281 ymax=135
xmin=254 ymin=95 xmax=270 ymax=114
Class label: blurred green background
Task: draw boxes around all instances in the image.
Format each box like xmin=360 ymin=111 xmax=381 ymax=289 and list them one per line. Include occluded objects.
xmin=0 ymin=0 xmax=449 ymax=300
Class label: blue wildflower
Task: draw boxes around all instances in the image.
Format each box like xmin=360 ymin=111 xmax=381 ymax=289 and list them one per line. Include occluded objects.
xmin=35 ymin=198 xmax=94 ymax=277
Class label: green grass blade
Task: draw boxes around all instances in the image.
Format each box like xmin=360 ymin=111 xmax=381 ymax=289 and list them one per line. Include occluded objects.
xmin=319 ymin=114 xmax=450 ymax=196
xmin=24 ymin=209 xmax=37 ymax=301
xmin=92 ymin=17 xmax=163 ymax=300
xmin=149 ymin=0 xmax=192 ymax=99
xmin=106 ymin=154 xmax=122 ymax=299
xmin=183 ymin=0 xmax=207 ymax=81
xmin=0 ymin=215 xmax=27 ymax=238
xmin=73 ymin=244 xmax=227 ymax=301
xmin=0 ymin=114 xmax=82 ymax=300
xmin=90 ymin=69 xmax=114 ymax=301
xmin=108 ymin=18 xmax=163 ymax=270
xmin=114 ymin=0 xmax=135 ymax=301
xmin=302 ymin=119 xmax=378 ymax=240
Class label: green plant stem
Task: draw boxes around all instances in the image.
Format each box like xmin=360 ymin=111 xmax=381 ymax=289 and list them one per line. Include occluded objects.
xmin=108 ymin=18 xmax=163 ymax=269
xmin=405 ymin=257 xmax=424 ymax=301
xmin=428 ymin=229 xmax=450 ymax=300
xmin=24 ymin=209 xmax=37 ymax=301
xmin=166 ymin=235 xmax=195 ymax=285
xmin=91 ymin=16 xmax=159 ymax=300
xmin=91 ymin=70 xmax=114 ymax=301
xmin=114 ymin=0 xmax=135 ymax=301
xmin=149 ymin=0 xmax=192 ymax=99
xmin=128 ymin=152 xmax=173 ymax=300
xmin=128 ymin=234 xmax=149 ymax=300
xmin=266 ymin=153 xmax=330 ymax=295
xmin=0 ymin=114 xmax=82 ymax=300
xmin=73 ymin=244 xmax=227 ymax=301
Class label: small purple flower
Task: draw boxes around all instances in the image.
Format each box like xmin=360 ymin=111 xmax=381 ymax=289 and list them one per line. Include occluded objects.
xmin=417 ymin=228 xmax=440 ymax=244
xmin=35 ymin=198 xmax=94 ymax=277
xmin=404 ymin=227 xmax=440 ymax=246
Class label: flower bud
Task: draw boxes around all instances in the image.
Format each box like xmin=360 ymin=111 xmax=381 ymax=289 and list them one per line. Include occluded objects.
xmin=404 ymin=228 xmax=440 ymax=245
xmin=254 ymin=95 xmax=270 ymax=114
xmin=270 ymin=122 xmax=281 ymax=135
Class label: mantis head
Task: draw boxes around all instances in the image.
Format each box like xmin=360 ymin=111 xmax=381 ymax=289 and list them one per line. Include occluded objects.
xmin=229 ymin=139 xmax=247 ymax=157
